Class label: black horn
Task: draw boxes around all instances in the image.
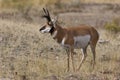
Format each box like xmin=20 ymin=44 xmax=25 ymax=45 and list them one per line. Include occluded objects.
xmin=42 ymin=8 xmax=51 ymax=22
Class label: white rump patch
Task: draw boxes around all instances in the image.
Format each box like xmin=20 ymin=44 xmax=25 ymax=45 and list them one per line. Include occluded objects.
xmin=74 ymin=35 xmax=90 ymax=48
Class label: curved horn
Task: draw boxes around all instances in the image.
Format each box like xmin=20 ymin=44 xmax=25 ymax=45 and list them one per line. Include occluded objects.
xmin=42 ymin=8 xmax=51 ymax=22
xmin=43 ymin=8 xmax=47 ymax=15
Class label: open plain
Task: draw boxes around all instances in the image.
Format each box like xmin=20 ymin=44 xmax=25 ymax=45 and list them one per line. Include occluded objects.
xmin=0 ymin=1 xmax=120 ymax=80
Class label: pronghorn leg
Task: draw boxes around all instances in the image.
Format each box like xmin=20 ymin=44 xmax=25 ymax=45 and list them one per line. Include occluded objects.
xmin=90 ymin=44 xmax=96 ymax=69
xmin=70 ymin=48 xmax=75 ymax=71
xmin=77 ymin=48 xmax=87 ymax=71
xmin=66 ymin=49 xmax=70 ymax=72
xmin=73 ymin=51 xmax=77 ymax=55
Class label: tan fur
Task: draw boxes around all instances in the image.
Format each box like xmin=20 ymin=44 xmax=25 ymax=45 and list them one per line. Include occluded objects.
xmin=40 ymin=8 xmax=99 ymax=71
xmin=54 ymin=25 xmax=99 ymax=47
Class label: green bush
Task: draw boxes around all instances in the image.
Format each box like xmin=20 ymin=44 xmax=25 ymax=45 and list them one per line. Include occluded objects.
xmin=104 ymin=18 xmax=120 ymax=33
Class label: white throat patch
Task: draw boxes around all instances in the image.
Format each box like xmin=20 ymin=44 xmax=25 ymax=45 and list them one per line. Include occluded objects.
xmin=41 ymin=27 xmax=51 ymax=33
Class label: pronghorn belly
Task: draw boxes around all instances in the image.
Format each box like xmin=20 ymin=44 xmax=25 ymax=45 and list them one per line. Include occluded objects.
xmin=74 ymin=35 xmax=90 ymax=48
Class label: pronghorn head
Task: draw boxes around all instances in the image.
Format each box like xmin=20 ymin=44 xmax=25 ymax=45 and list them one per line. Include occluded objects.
xmin=40 ymin=8 xmax=57 ymax=33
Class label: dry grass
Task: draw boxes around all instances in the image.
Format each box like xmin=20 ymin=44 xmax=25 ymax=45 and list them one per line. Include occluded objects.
xmin=0 ymin=19 xmax=66 ymax=79
xmin=0 ymin=17 xmax=120 ymax=80
xmin=0 ymin=2 xmax=120 ymax=79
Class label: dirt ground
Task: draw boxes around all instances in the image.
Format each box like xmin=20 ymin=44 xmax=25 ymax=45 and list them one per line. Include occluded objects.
xmin=0 ymin=3 xmax=120 ymax=80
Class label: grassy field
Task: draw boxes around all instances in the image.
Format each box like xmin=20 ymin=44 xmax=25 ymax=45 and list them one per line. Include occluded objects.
xmin=0 ymin=1 xmax=120 ymax=80
xmin=0 ymin=17 xmax=120 ymax=80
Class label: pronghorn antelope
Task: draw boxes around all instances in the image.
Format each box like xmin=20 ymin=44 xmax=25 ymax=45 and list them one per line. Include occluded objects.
xmin=40 ymin=8 xmax=99 ymax=71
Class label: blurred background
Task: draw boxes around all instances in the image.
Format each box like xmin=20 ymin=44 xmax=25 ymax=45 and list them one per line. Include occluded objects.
xmin=0 ymin=0 xmax=120 ymax=27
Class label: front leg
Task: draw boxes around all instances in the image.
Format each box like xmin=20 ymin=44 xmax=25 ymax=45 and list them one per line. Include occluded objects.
xmin=70 ymin=48 xmax=75 ymax=71
xmin=65 ymin=47 xmax=75 ymax=72
xmin=65 ymin=48 xmax=70 ymax=72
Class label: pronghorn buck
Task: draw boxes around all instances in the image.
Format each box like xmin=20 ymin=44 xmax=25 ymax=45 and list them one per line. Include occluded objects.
xmin=40 ymin=8 xmax=99 ymax=71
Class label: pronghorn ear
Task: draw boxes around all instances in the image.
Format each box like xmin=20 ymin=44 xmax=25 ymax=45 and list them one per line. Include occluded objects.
xmin=54 ymin=16 xmax=58 ymax=23
xmin=51 ymin=16 xmax=58 ymax=28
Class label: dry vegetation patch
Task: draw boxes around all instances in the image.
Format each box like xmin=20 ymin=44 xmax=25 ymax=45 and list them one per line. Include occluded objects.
xmin=0 ymin=1 xmax=120 ymax=79
xmin=0 ymin=18 xmax=120 ymax=80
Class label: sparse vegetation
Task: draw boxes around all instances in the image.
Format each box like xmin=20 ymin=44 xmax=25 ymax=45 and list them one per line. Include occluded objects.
xmin=104 ymin=18 xmax=120 ymax=33
xmin=0 ymin=0 xmax=120 ymax=80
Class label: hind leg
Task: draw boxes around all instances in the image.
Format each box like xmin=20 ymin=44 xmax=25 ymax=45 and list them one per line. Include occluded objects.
xmin=90 ymin=44 xmax=96 ymax=69
xmin=77 ymin=47 xmax=87 ymax=71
